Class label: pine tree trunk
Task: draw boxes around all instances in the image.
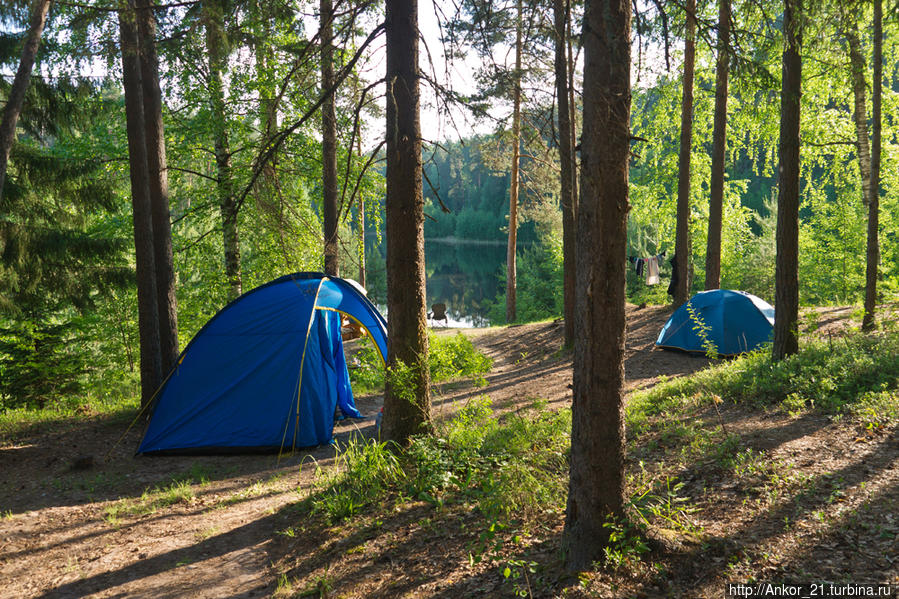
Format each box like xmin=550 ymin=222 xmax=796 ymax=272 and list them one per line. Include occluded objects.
xmin=673 ymin=0 xmax=696 ymax=307
xmin=563 ymin=0 xmax=630 ymax=572
xmin=704 ymin=0 xmax=730 ymax=290
xmin=0 ymin=0 xmax=52 ymax=201
xmin=382 ymin=0 xmax=431 ymax=445
xmin=204 ymin=0 xmax=242 ymax=299
xmin=505 ymin=0 xmax=523 ymax=323
xmin=863 ymin=0 xmax=882 ymax=331
xmin=773 ymin=0 xmax=802 ymax=361
xmin=119 ymin=4 xmax=163 ymax=406
xmin=555 ymin=0 xmax=576 ymax=348
xmin=136 ymin=0 xmax=179 ymax=374
xmin=321 ymin=0 xmax=340 ymax=277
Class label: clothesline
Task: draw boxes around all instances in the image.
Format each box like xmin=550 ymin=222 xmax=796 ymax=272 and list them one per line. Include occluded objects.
xmin=628 ymin=252 xmax=667 ymax=286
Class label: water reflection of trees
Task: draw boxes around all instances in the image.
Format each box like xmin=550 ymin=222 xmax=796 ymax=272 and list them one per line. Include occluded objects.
xmin=361 ymin=238 xmax=504 ymax=327
xmin=425 ymin=241 xmax=504 ymax=326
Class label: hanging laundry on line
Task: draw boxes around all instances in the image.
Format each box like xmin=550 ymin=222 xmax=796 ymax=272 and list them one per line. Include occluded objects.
xmin=645 ymin=255 xmax=660 ymax=285
xmin=628 ymin=252 xmax=666 ymax=285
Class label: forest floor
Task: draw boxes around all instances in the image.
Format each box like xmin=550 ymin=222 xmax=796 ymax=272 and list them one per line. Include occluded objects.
xmin=1 ymin=304 xmax=898 ymax=598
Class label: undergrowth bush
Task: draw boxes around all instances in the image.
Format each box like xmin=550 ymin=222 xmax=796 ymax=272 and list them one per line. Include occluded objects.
xmin=408 ymin=397 xmax=570 ymax=520
xmin=629 ymin=330 xmax=899 ymax=426
xmin=305 ymin=437 xmax=405 ymax=523
xmin=349 ymin=332 xmax=492 ymax=392
xmin=302 ymin=397 xmax=570 ymax=529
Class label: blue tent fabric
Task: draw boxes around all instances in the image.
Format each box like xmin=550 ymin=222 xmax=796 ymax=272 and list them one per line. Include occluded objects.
xmin=137 ymin=273 xmax=385 ymax=454
xmin=656 ymin=289 xmax=774 ymax=356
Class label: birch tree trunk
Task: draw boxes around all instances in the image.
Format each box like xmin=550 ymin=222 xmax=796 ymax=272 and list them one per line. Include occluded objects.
xmin=863 ymin=0 xmax=882 ymax=331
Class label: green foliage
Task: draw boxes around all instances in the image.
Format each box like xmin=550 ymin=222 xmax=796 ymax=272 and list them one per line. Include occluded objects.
xmin=490 ymin=238 xmax=563 ymax=324
xmin=407 ymin=397 xmax=570 ymax=520
xmin=305 ymin=437 xmax=405 ymax=523
xmin=428 ymin=332 xmax=493 ymax=383
xmin=684 ymin=301 xmax=719 ymax=359
xmin=602 ymin=518 xmax=650 ymax=571
xmin=0 ymin=321 xmax=84 ymax=408
xmin=348 ymin=332 xmax=492 ymax=391
xmin=631 ymin=329 xmax=899 ymax=421
xmin=299 ymin=396 xmax=570 ymax=564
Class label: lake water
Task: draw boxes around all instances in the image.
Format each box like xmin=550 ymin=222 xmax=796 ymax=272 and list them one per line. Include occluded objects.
xmin=363 ymin=238 xmax=506 ymax=328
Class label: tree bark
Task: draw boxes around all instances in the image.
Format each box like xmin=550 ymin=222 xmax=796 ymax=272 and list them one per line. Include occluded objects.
xmin=136 ymin=0 xmax=179 ymax=374
xmin=119 ymin=3 xmax=163 ymax=406
xmin=704 ymin=0 xmax=730 ymax=290
xmin=0 ymin=0 xmax=52 ymax=201
xmin=773 ymin=0 xmax=802 ymax=361
xmin=863 ymin=0 xmax=882 ymax=331
xmin=382 ymin=0 xmax=431 ymax=445
xmin=563 ymin=0 xmax=630 ymax=572
xmin=555 ymin=0 xmax=576 ymax=347
xmin=673 ymin=0 xmax=696 ymax=307
xmin=505 ymin=0 xmax=523 ymax=323
xmin=204 ymin=0 xmax=242 ymax=299
xmin=847 ymin=29 xmax=872 ymax=215
xmin=321 ymin=0 xmax=340 ymax=277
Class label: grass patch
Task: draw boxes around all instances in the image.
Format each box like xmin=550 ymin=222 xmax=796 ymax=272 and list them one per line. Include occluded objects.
xmin=0 ymin=393 xmax=140 ymax=442
xmin=298 ymin=397 xmax=569 ymax=542
xmin=349 ymin=331 xmax=492 ymax=393
xmin=105 ymin=479 xmax=196 ymax=525
xmin=629 ymin=329 xmax=899 ymax=424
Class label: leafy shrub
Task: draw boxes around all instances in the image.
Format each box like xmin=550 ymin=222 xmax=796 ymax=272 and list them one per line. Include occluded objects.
xmin=348 ymin=332 xmax=492 ymax=392
xmin=408 ymin=397 xmax=569 ymax=520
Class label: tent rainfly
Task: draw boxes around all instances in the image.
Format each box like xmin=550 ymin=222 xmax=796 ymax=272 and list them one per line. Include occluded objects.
xmin=656 ymin=289 xmax=775 ymax=356
xmin=137 ymin=273 xmax=387 ymax=455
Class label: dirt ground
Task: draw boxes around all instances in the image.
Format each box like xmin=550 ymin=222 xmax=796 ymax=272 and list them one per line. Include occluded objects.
xmin=1 ymin=304 xmax=896 ymax=598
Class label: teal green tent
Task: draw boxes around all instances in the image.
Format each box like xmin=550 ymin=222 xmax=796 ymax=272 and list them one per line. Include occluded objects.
xmin=656 ymin=289 xmax=774 ymax=356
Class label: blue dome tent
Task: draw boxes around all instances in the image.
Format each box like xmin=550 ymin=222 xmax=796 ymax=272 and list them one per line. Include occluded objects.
xmin=137 ymin=273 xmax=387 ymax=455
xmin=656 ymin=289 xmax=774 ymax=356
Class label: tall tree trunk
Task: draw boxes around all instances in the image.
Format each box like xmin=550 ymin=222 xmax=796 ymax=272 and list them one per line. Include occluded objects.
xmin=847 ymin=28 xmax=873 ymax=215
xmin=773 ymin=0 xmax=802 ymax=361
xmin=321 ymin=0 xmax=340 ymax=276
xmin=704 ymin=0 xmax=730 ymax=290
xmin=119 ymin=4 xmax=162 ymax=406
xmin=863 ymin=0 xmax=882 ymax=331
xmin=0 ymin=0 xmax=52 ymax=201
xmin=204 ymin=0 xmax=242 ymax=299
xmin=136 ymin=0 xmax=179 ymax=374
xmin=673 ymin=0 xmax=696 ymax=307
xmin=357 ymin=135 xmax=366 ymax=288
xmin=563 ymin=0 xmax=630 ymax=571
xmin=382 ymin=0 xmax=431 ymax=444
xmin=358 ymin=194 xmax=366 ymax=287
xmin=505 ymin=0 xmax=523 ymax=323
xmin=555 ymin=0 xmax=576 ymax=347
